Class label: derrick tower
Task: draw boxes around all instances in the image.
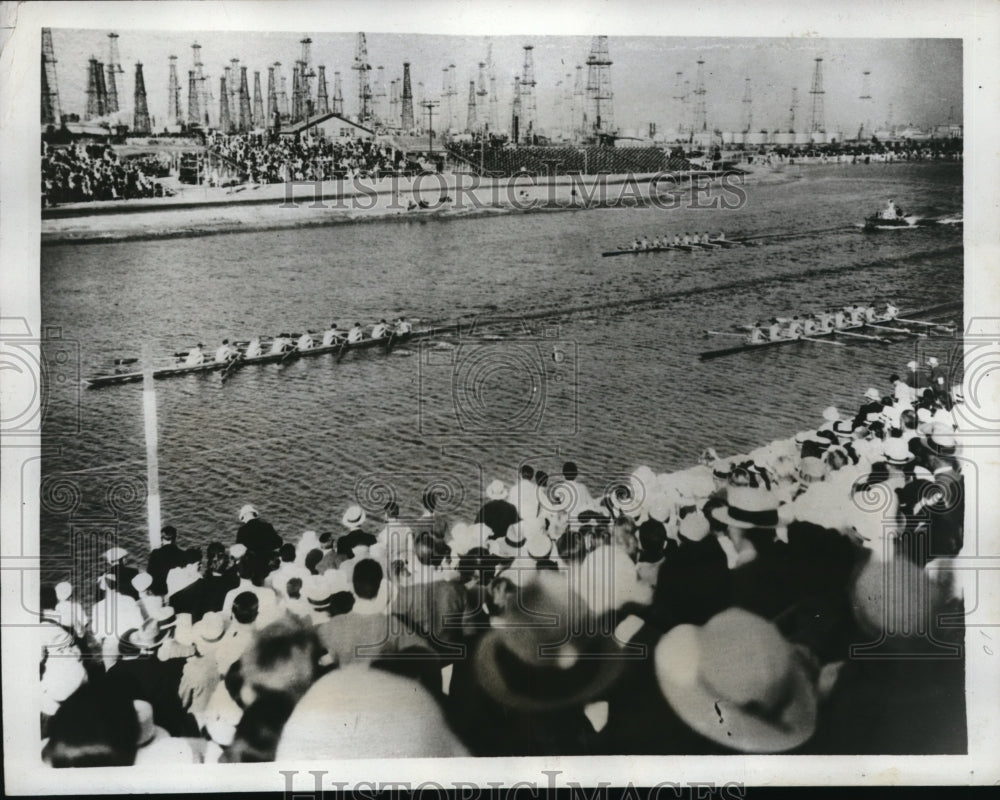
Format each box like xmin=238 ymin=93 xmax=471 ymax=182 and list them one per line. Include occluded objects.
xmin=573 ymin=65 xmax=584 ymax=138
xmin=316 ymin=65 xmax=329 ymax=115
xmin=86 ymin=57 xmax=108 ymax=119
xmin=299 ymin=37 xmax=316 ymax=118
xmin=692 ymin=58 xmax=707 ymax=133
xmin=585 ymin=36 xmax=614 ymax=135
xmin=253 ymin=71 xmax=264 ymax=127
xmin=809 ymin=57 xmax=825 ymax=133
xmin=187 ymin=69 xmax=200 ymax=126
xmin=353 ymin=33 xmax=373 ymax=124
xmin=788 ymin=87 xmax=798 ymax=132
xmin=332 ymin=71 xmax=343 ymax=115
xmin=741 ymin=77 xmax=752 ymax=133
xmin=267 ymin=65 xmax=278 ymax=125
xmin=238 ymin=66 xmax=251 ymax=131
xmin=520 ymin=45 xmax=537 ymax=141
xmin=219 ymin=75 xmax=231 ymax=132
xmin=167 ymin=55 xmax=181 ymax=125
xmin=105 ymin=32 xmax=123 ymax=113
xmin=401 ymin=61 xmax=414 ymax=130
xmin=41 ymin=28 xmax=61 ymax=126
xmin=476 ymin=62 xmax=488 ymax=131
xmin=132 ymin=62 xmax=150 ymax=133
xmin=511 ymin=75 xmax=522 ymax=143
xmin=374 ymin=65 xmax=387 ymax=124
xmin=466 ymin=80 xmax=477 ymax=133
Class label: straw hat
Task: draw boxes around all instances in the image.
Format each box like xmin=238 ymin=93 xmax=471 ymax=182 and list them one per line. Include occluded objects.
xmin=229 ymin=543 xmax=247 ymax=560
xmin=238 ymin=504 xmax=258 ymax=523
xmin=654 ymin=608 xmax=818 ymax=753
xmin=864 ymin=388 xmax=881 ymax=401
xmin=710 ymin=486 xmax=780 ymax=530
xmin=131 ymin=572 xmax=153 ymax=593
xmin=341 ymin=505 xmax=367 ymax=530
xmin=882 ymin=437 xmax=914 ymax=466
xmin=54 ymin=582 xmax=73 ymax=602
xmin=485 ymin=479 xmax=508 ymax=501
xmin=821 ymin=406 xmax=841 ymax=423
xmin=119 ymin=620 xmax=167 ymax=654
xmin=797 ymin=457 xmax=827 ymax=484
xmin=105 ymin=547 xmax=128 ymax=565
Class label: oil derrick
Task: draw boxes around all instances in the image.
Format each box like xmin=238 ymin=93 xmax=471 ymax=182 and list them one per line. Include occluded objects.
xmin=585 ymin=36 xmax=614 ymax=135
xmin=520 ymin=45 xmax=537 ymax=141
xmin=188 ymin=70 xmax=200 ymax=126
xmin=440 ymin=67 xmax=451 ymax=132
xmin=332 ymin=71 xmax=343 ymax=115
xmin=788 ymin=87 xmax=798 ymax=132
xmin=201 ymin=71 xmax=213 ymax=128
xmin=401 ymin=61 xmax=414 ymax=130
xmin=353 ymin=33 xmax=373 ymax=124
xmin=253 ymin=71 xmax=264 ymax=128
xmin=740 ymin=77 xmax=752 ymax=133
xmin=561 ymin=72 xmax=573 ymax=134
xmin=476 ymin=62 xmax=488 ymax=131
xmin=192 ymin=43 xmax=208 ymax=128
xmin=299 ymin=37 xmax=316 ymax=118
xmin=106 ymin=32 xmax=123 ymax=113
xmin=809 ymin=57 xmax=825 ymax=133
xmin=96 ymin=60 xmax=109 ymax=116
xmin=167 ymin=56 xmax=181 ymax=125
xmin=291 ymin=64 xmax=302 ymax=122
xmin=489 ymin=74 xmax=499 ymax=134
xmin=219 ymin=75 xmax=231 ymax=132
xmin=859 ymin=70 xmax=872 ymax=138
xmin=86 ymin=58 xmax=106 ymax=119
xmin=445 ymin=63 xmax=459 ymax=131
xmin=511 ymin=76 xmax=522 ymax=144
xmin=41 ymin=28 xmax=61 ymax=125
xmin=573 ymin=65 xmax=584 ymax=138
xmin=466 ymin=80 xmax=477 ymax=133
xmin=374 ymin=66 xmax=387 ymax=124
xmin=389 ymin=78 xmax=399 ymax=126
xmin=223 ymin=66 xmax=233 ymax=124
xmin=279 ymin=70 xmax=289 ymax=117
xmin=132 ymin=62 xmax=151 ymax=133
xmin=229 ymin=59 xmax=240 ymax=124
xmin=316 ymin=66 xmax=329 ymax=115
xmin=238 ymin=66 xmax=251 ymax=131
xmin=267 ymin=65 xmax=278 ymax=124
xmin=692 ymin=58 xmax=707 ymax=133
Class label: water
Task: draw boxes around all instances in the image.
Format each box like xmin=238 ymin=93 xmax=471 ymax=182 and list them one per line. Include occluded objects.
xmin=40 ymin=163 xmax=962 ymax=578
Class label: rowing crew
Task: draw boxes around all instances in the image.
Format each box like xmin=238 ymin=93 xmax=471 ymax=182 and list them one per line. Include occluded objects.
xmin=183 ymin=317 xmax=413 ymax=365
xmin=747 ymin=302 xmax=900 ymax=344
xmin=626 ymin=232 xmax=725 ymax=250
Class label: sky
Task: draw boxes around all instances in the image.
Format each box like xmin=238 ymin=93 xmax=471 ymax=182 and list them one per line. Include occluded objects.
xmin=48 ymin=29 xmax=963 ymax=135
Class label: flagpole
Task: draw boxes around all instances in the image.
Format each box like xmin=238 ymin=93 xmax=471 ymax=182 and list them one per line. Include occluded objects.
xmin=142 ymin=344 xmax=162 ymax=549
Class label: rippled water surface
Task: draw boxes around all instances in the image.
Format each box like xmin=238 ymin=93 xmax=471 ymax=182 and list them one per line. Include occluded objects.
xmin=40 ymin=163 xmax=963 ymax=575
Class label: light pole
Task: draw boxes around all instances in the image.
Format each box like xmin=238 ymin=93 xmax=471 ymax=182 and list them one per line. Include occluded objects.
xmin=421 ymin=99 xmax=440 ymax=160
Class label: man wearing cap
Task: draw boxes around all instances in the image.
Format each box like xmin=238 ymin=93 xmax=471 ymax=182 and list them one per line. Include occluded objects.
xmin=475 ymin=480 xmax=520 ymax=540
xmin=235 ymin=504 xmax=282 ymax=558
xmin=147 ymin=525 xmax=188 ymax=597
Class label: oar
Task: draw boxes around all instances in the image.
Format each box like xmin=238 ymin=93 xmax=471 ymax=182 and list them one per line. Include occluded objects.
xmin=335 ymin=336 xmax=352 ymax=363
xmin=220 ymin=354 xmax=244 ymax=383
xmin=704 ymin=330 xmax=749 ymax=339
xmin=866 ymin=323 xmax=927 ymax=337
xmin=800 ymin=336 xmax=847 ymax=347
xmin=894 ymin=317 xmax=954 ymax=328
xmin=835 ymin=330 xmax=889 ymax=343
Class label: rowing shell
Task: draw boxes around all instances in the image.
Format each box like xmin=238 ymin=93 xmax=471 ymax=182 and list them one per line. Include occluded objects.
xmin=698 ymin=305 xmax=958 ymax=361
xmin=85 ymin=325 xmax=457 ymax=388
xmin=602 ymin=239 xmax=740 ymax=257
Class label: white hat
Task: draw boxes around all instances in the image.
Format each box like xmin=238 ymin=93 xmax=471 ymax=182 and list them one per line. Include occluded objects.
xmin=906 ymin=360 xmax=918 ymax=371
xmin=105 ymin=547 xmax=128 ymax=564
xmin=821 ymin=405 xmax=841 ymax=423
xmin=525 ymin=530 xmax=553 ymax=559
xmin=341 ymin=504 xmax=366 ymax=529
xmin=238 ymin=504 xmax=258 ymax=523
xmin=883 ymin=437 xmax=914 ymax=465
xmin=229 ymin=543 xmax=247 ymax=559
xmin=916 ymin=407 xmax=932 ymax=422
xmin=646 ymin=492 xmax=672 ymax=524
xmin=711 ymin=486 xmax=780 ymax=530
xmin=192 ymin=611 xmax=227 ymax=646
xmin=912 ymin=466 xmax=934 ymax=482
xmin=678 ymin=511 xmax=710 ymax=542
xmin=927 ymin=357 xmax=939 ymax=367
xmin=864 ymin=388 xmax=881 ymax=401
xmin=485 ymin=480 xmax=508 ymax=501
xmin=131 ymin=572 xmax=153 ymax=593
xmin=55 ymin=582 xmax=73 ymax=602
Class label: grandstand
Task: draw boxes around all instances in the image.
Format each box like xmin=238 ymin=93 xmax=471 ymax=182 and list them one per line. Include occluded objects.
xmin=444 ymin=144 xmax=695 ymax=177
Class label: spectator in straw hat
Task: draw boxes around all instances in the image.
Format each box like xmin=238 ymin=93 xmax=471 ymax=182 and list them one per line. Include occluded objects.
xmin=40 ymin=586 xmax=87 ymax=719
xmin=109 ymin=619 xmax=197 ymax=736
xmin=132 ymin=571 xmax=163 ymax=620
xmin=475 ymin=479 xmax=520 ymax=540
xmin=154 ymin=606 xmax=196 ymax=662
xmin=652 ymin=607 xmax=821 ymax=753
xmin=236 ymin=504 xmax=282 ymax=558
xmin=104 ymin=547 xmax=140 ymax=601
xmin=91 ymin=574 xmax=144 ymax=671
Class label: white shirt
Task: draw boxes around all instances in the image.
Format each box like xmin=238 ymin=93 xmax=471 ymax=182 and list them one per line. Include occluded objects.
xmin=91 ymin=591 xmax=144 ymax=642
xmin=244 ymin=339 xmax=262 ymax=358
xmin=297 ymin=333 xmax=313 ymax=351
xmin=214 ymin=344 xmax=234 ymax=362
xmin=397 ymin=320 xmax=412 ymax=334
xmin=269 ymin=337 xmax=290 ymax=355
xmin=185 ymin=348 xmax=204 ymax=366
xmin=348 ymin=327 xmax=363 ymax=343
xmin=371 ymin=323 xmax=388 ymax=339
xmin=321 ymin=329 xmax=341 ymax=346
xmin=512 ymin=478 xmax=540 ymax=522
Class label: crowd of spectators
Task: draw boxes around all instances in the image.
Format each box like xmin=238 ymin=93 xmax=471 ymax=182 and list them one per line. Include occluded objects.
xmin=206 ymin=132 xmax=415 ymax=184
xmin=39 ymin=355 xmax=966 ymax=765
xmin=41 ymin=142 xmax=172 ymax=206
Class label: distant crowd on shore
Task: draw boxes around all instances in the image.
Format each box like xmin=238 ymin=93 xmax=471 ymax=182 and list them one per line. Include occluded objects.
xmin=40 ymin=356 xmax=966 ymax=765
xmin=41 ymin=142 xmax=172 ymax=207
xmin=206 ymin=132 xmax=422 ymax=184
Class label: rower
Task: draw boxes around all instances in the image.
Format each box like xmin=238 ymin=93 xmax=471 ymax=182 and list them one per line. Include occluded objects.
xmin=881 ymin=198 xmax=897 ymax=220
xmin=682 ymin=232 xmax=692 ymax=245
xmin=215 ymin=339 xmax=237 ymax=363
xmin=802 ymin=315 xmax=819 ymax=336
xmin=632 ymin=239 xmax=642 ymax=251
xmin=716 ymin=231 xmax=727 ymax=242
xmin=244 ymin=337 xmax=262 ymax=359
xmin=371 ymin=319 xmax=390 ymax=339
xmin=786 ymin=316 xmax=804 ymax=338
xmin=322 ymin=323 xmax=345 ymax=347
xmin=701 ymin=232 xmax=711 ymax=244
xmin=269 ymin=333 xmax=292 ymax=355
xmin=883 ymin=301 xmax=899 ymax=320
xmin=767 ymin=318 xmax=784 ymax=341
xmin=672 ymin=234 xmax=682 ymax=246
xmin=847 ymin=304 xmax=864 ymax=326
xmin=185 ymin=343 xmax=205 ymax=366
xmin=863 ymin=304 xmax=878 ymax=323
xmin=833 ymin=308 xmax=847 ymax=329
xmin=396 ymin=316 xmax=413 ymax=335
xmin=748 ymin=322 xmax=766 ymax=344
xmin=296 ymin=331 xmax=315 ymax=351
xmin=347 ymin=323 xmax=364 ymax=344
xmin=814 ymin=310 xmax=834 ymax=332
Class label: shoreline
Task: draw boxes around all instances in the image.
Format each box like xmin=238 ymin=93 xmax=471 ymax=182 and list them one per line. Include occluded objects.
xmin=41 ymin=168 xmax=796 ymax=245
